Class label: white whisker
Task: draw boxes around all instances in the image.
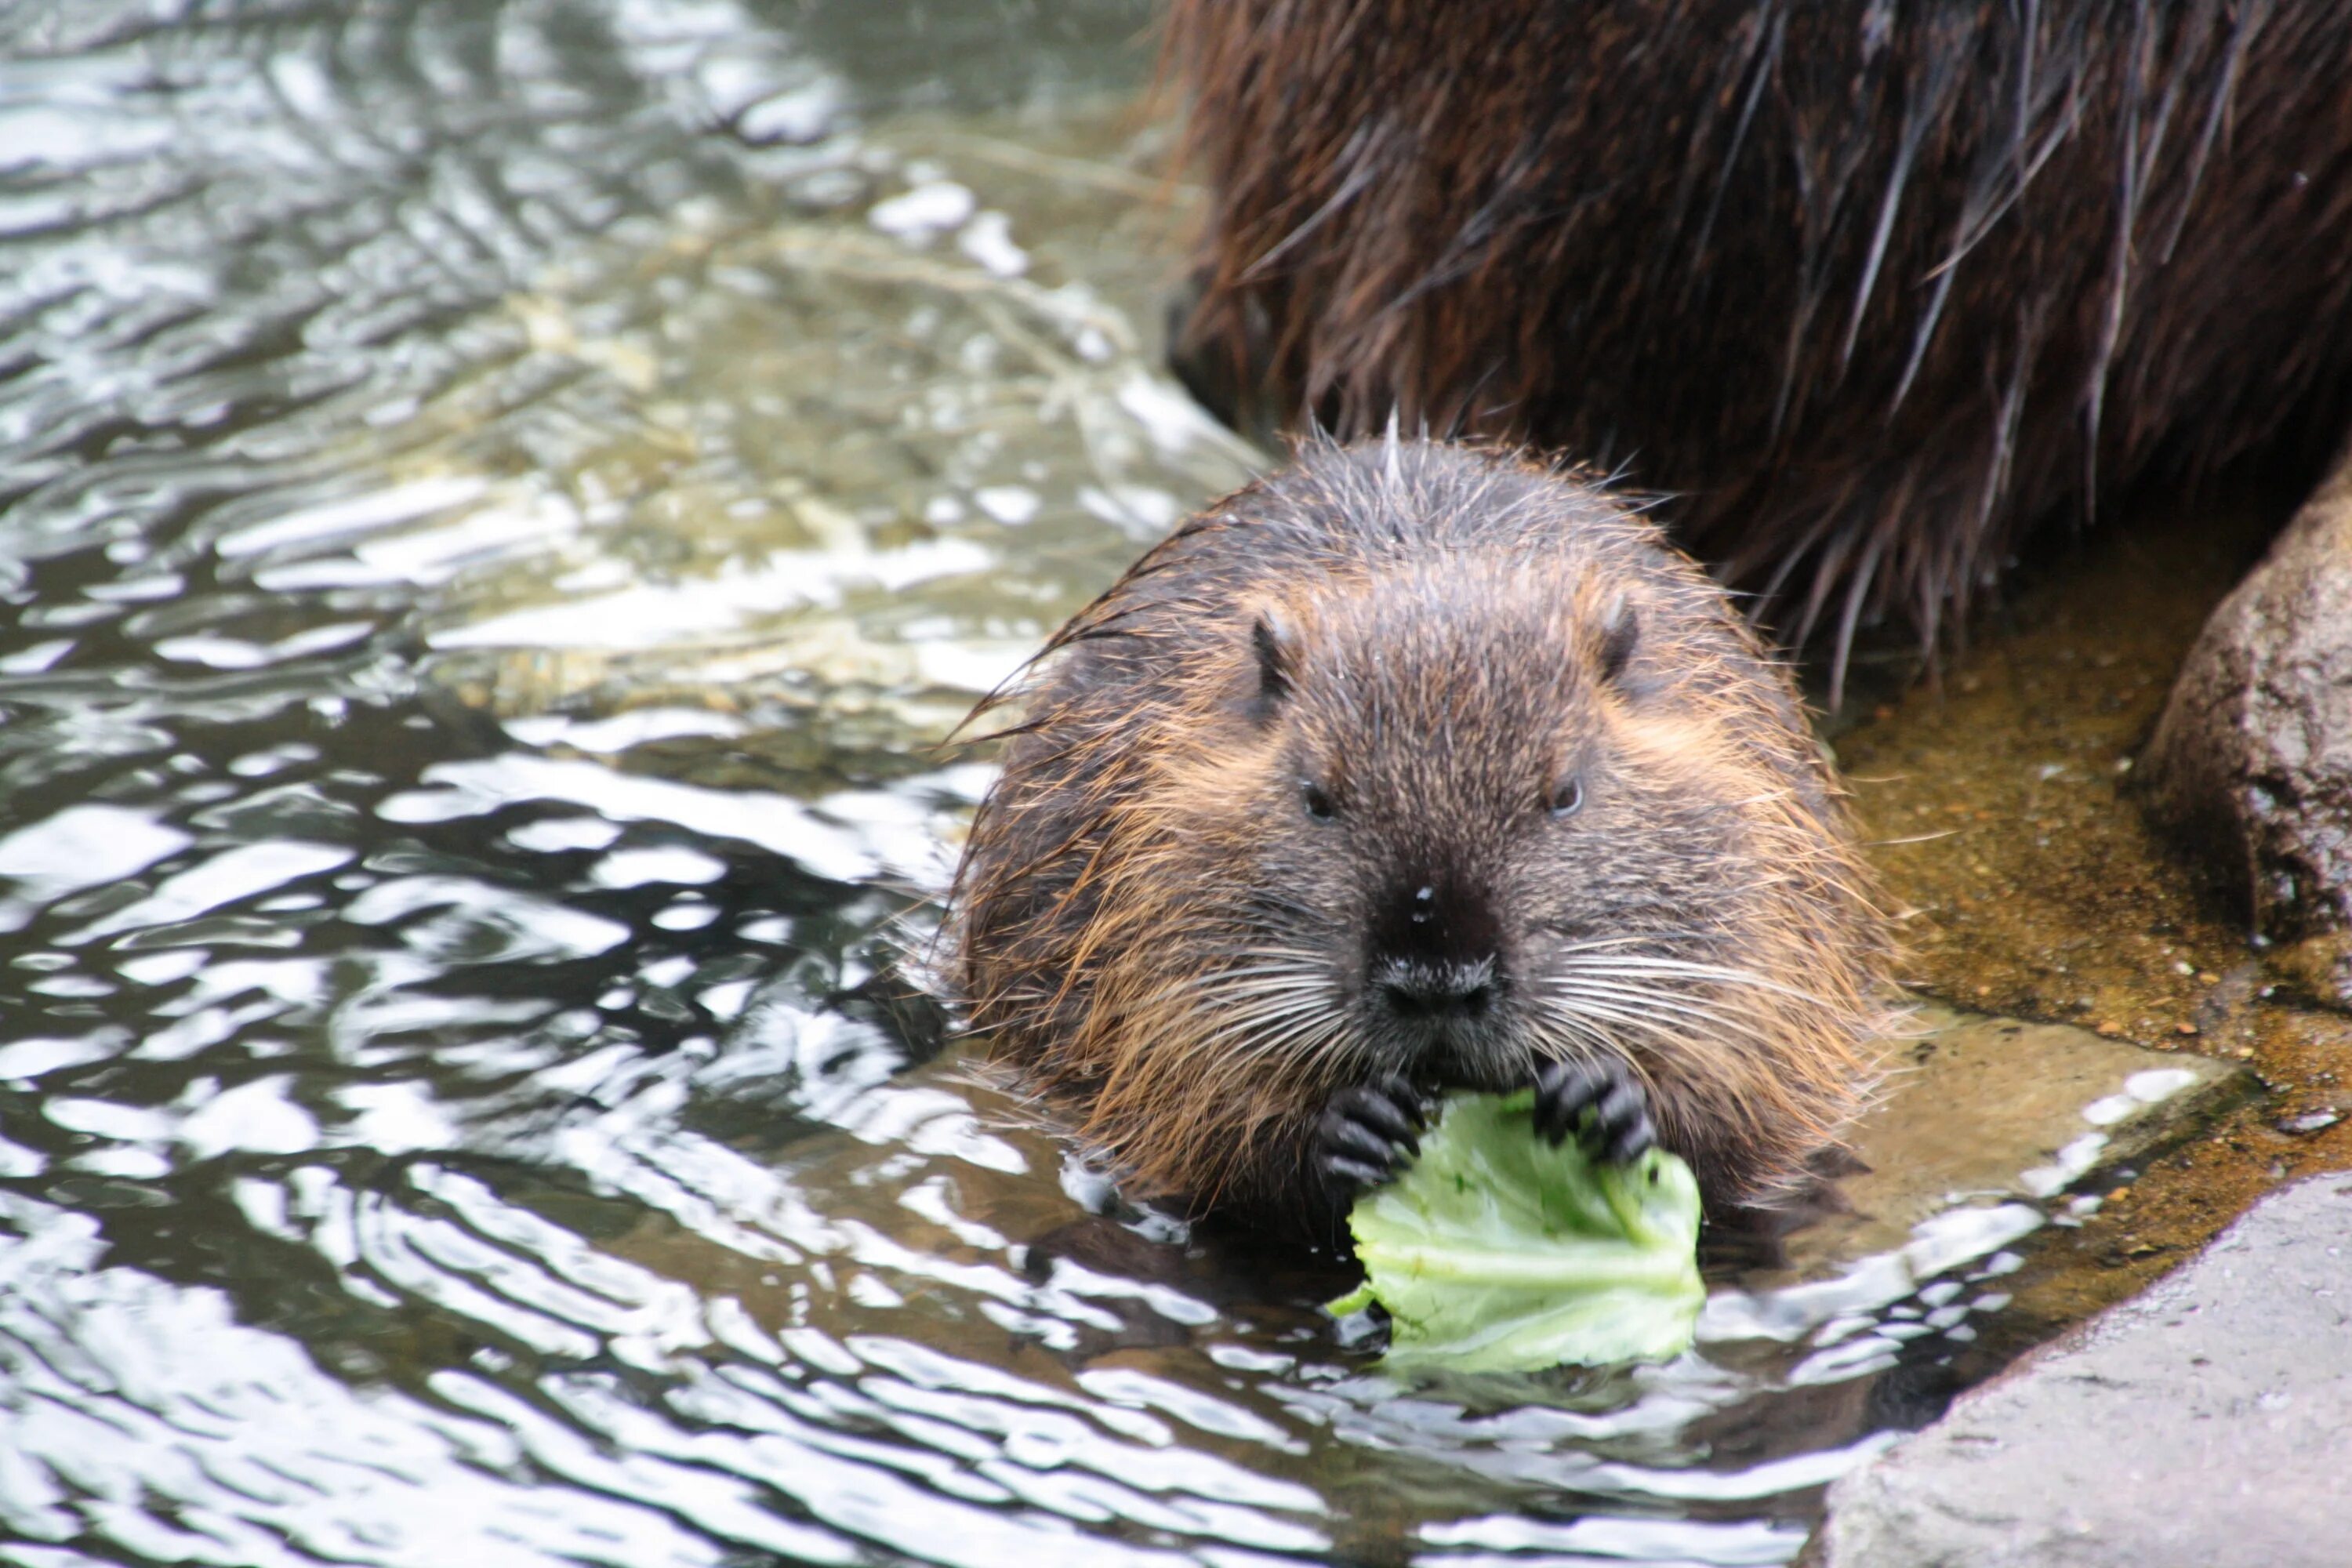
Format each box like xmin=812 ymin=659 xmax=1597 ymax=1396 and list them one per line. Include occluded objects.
xmin=1549 ymin=983 xmax=1769 ymax=1035
xmin=1547 ymin=976 xmax=1755 ymax=1019
xmin=1551 ymin=955 xmax=1835 ymax=1007
xmin=1544 ymin=993 xmax=1770 ymax=1051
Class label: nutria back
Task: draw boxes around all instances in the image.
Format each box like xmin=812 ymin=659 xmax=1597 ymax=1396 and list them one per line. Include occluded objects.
xmin=1164 ymin=1 xmax=2352 ymax=686
xmin=951 ymin=440 xmax=1891 ymax=1226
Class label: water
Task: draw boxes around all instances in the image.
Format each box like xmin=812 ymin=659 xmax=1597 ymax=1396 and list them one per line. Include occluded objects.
xmin=0 ymin=5 xmax=2067 ymax=1564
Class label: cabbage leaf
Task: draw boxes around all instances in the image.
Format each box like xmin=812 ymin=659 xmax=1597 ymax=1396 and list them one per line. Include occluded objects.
xmin=1328 ymin=1089 xmax=1704 ymax=1370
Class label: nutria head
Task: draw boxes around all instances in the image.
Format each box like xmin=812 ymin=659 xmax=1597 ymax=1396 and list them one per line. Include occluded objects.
xmin=1224 ymin=561 xmax=1730 ymax=1094
xmin=952 ymin=439 xmax=1889 ymax=1216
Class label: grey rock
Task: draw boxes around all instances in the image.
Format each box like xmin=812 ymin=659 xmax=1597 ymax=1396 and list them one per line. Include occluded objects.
xmin=2261 ymin=927 xmax=2352 ymax=1014
xmin=1811 ymin=1174 xmax=2352 ymax=1568
xmin=2143 ymin=445 xmax=2352 ymax=956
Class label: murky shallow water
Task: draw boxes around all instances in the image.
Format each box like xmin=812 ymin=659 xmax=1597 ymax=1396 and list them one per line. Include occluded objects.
xmin=0 ymin=5 xmax=2143 ymax=1564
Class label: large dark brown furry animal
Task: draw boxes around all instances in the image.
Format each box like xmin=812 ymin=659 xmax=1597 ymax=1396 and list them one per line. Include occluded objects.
xmin=951 ymin=439 xmax=1890 ymax=1237
xmin=1164 ymin=0 xmax=2352 ymax=693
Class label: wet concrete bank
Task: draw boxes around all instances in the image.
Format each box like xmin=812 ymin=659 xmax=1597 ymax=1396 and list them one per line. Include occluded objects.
xmin=1807 ymin=1172 xmax=2352 ymax=1568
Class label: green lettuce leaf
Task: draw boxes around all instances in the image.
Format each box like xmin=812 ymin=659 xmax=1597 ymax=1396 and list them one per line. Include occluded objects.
xmin=1327 ymin=1089 xmax=1704 ymax=1371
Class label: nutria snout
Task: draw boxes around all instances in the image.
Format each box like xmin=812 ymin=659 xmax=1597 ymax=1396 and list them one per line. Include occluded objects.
xmin=949 ymin=437 xmax=1893 ymax=1238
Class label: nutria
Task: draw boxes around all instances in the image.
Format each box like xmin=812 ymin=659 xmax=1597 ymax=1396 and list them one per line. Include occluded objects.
xmin=949 ymin=438 xmax=1891 ymax=1237
xmin=1163 ymin=0 xmax=2352 ymax=694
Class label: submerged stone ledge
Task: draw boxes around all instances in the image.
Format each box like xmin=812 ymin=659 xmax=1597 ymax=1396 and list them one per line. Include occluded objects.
xmin=1796 ymin=1006 xmax=2250 ymax=1273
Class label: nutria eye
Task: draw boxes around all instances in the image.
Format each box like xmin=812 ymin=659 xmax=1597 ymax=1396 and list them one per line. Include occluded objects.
xmin=1549 ymin=777 xmax=1584 ymax=818
xmin=1301 ymin=781 xmax=1337 ymax=822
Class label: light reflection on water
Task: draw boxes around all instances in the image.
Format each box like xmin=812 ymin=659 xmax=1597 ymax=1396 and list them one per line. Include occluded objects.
xmin=0 ymin=2 xmax=2040 ymax=1564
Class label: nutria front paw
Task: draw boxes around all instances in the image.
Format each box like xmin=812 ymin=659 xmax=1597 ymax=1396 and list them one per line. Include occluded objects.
xmin=1533 ymin=1058 xmax=1655 ymax=1164
xmin=1314 ymin=1076 xmax=1428 ymax=1195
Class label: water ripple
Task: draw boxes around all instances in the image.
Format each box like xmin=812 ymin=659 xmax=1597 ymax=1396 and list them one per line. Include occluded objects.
xmin=0 ymin=2 xmax=2053 ymax=1565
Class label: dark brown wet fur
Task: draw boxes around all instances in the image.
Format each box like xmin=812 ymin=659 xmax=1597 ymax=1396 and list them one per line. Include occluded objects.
xmin=1163 ymin=1 xmax=2352 ymax=693
xmin=949 ymin=440 xmax=1893 ymax=1235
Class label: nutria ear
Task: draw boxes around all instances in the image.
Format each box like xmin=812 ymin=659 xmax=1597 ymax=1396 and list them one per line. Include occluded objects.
xmin=1596 ymin=592 xmax=1639 ymax=684
xmin=1250 ymin=611 xmax=1294 ymax=717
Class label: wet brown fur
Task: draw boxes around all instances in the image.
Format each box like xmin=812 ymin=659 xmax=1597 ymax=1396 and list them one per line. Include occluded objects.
xmin=1163 ymin=1 xmax=2352 ymax=692
xmin=950 ymin=441 xmax=1893 ymax=1228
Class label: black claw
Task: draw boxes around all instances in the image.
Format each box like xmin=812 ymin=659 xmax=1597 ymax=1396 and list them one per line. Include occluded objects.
xmin=1323 ymin=1156 xmax=1392 ymax=1190
xmin=1602 ymin=1112 xmax=1657 ymax=1166
xmin=1532 ymin=1058 xmax=1656 ymax=1165
xmin=1531 ymin=1060 xmax=1596 ymax=1145
xmin=1351 ymin=1081 xmax=1425 ymax=1152
xmin=1592 ymin=1080 xmax=1646 ymax=1149
xmin=1314 ymin=1076 xmax=1428 ymax=1197
xmin=1323 ymin=1115 xmax=1402 ymax=1167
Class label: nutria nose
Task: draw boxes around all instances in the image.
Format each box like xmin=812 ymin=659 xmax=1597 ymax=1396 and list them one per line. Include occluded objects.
xmin=1374 ymin=956 xmax=1497 ymax=1019
xmin=1368 ymin=874 xmax=1504 ymax=996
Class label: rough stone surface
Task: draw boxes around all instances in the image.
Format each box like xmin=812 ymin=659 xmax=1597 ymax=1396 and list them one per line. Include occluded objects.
xmin=2264 ymin=927 xmax=2352 ymax=1014
xmin=2143 ymin=446 xmax=2352 ymax=956
xmin=1812 ymin=1174 xmax=2352 ymax=1568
